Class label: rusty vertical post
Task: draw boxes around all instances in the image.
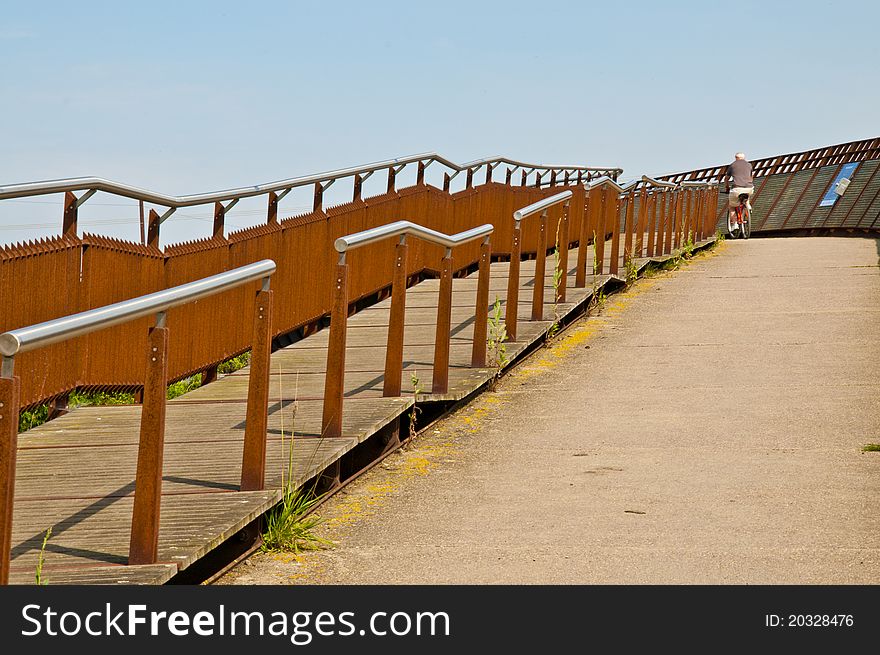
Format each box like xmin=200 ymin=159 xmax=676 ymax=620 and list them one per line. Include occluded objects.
xmin=663 ymin=191 xmax=674 ymax=255
xmin=416 ymin=161 xmax=426 ymax=186
xmin=485 ymin=164 xmax=493 ymax=184
xmin=62 ymin=191 xmax=78 ymax=238
xmin=506 ymin=221 xmax=522 ymax=342
xmin=595 ymin=188 xmax=607 ymax=275
xmin=313 ymin=182 xmax=324 ymax=212
xmin=471 ymin=237 xmax=492 ymax=368
xmin=609 ymin=190 xmax=622 ymax=275
xmin=147 ymin=209 xmax=161 ymax=249
xmin=623 ymin=189 xmax=635 ymax=264
xmin=656 ymin=191 xmax=666 ymax=255
xmin=213 ymin=202 xmax=225 ymax=240
xmin=267 ymin=191 xmax=279 ymax=225
xmin=576 ymin=195 xmax=591 ymax=288
xmin=128 ymin=316 xmax=169 ymax=565
xmin=432 ymin=249 xmax=454 ymax=394
xmin=636 ymin=187 xmax=648 ymax=257
xmin=353 ymin=173 xmax=364 ymax=201
xmin=531 ymin=210 xmax=548 ymax=321
xmin=0 ymin=371 xmax=19 ymax=585
xmin=387 ymin=166 xmax=397 ymax=193
xmin=383 ymin=239 xmax=408 ymax=396
xmin=646 ymin=191 xmax=657 ymax=257
xmin=521 ymin=170 xmax=528 ymax=186
xmin=550 ymin=171 xmax=557 ymax=187
xmin=505 ymin=168 xmax=513 ymax=185
xmin=443 ymin=173 xmax=451 ymax=193
xmin=322 ymin=259 xmax=349 ymax=439
xmin=465 ymin=168 xmax=474 ymax=190
xmin=673 ymin=189 xmax=683 ymax=250
xmin=694 ymin=189 xmax=704 ymax=242
xmin=241 ymin=280 xmax=273 ymax=491
xmin=556 ymin=202 xmax=569 ymax=304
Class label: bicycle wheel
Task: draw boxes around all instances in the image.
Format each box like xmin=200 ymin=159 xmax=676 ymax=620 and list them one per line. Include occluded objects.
xmin=727 ymin=211 xmax=740 ymax=238
xmin=741 ymin=205 xmax=751 ymax=239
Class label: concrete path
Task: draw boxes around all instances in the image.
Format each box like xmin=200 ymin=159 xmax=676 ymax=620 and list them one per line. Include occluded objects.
xmin=220 ymin=237 xmax=880 ymax=584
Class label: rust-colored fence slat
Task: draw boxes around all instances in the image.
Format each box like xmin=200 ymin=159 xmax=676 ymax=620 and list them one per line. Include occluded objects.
xmin=128 ymin=322 xmax=169 ymax=566
xmin=646 ymin=191 xmax=657 ymax=257
xmin=240 ymin=286 xmax=273 ymax=491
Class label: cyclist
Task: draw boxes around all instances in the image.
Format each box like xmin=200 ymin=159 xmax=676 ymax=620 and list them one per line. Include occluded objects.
xmin=723 ymin=152 xmax=754 ymax=226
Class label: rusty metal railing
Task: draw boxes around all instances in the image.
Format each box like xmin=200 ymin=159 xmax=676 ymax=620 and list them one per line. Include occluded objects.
xmin=580 ymin=177 xmax=719 ymax=277
xmin=0 ymin=153 xmax=621 ymax=245
xmin=322 ymin=222 xmax=494 ymax=439
xmin=0 ymin=259 xmax=276 ymax=583
xmin=505 ymin=190 xmax=572 ymax=341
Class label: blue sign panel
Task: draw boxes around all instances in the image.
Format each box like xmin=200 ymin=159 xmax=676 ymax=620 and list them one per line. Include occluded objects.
xmin=819 ymin=162 xmax=859 ymax=207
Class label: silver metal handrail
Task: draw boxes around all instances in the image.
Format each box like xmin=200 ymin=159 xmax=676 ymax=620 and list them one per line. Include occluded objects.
xmin=679 ymin=180 xmax=718 ymax=188
xmin=586 ymin=176 xmax=640 ymax=193
xmin=513 ymin=190 xmax=572 ymax=223
xmin=0 ymin=259 xmax=276 ymax=360
xmin=640 ymin=175 xmax=678 ymax=189
xmin=334 ymin=221 xmax=493 ymax=262
xmin=0 ymin=153 xmax=623 ymax=213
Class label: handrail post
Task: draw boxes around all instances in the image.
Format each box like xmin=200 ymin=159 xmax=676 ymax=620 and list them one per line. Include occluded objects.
xmin=383 ymin=238 xmax=408 ymax=396
xmin=147 ymin=209 xmax=161 ymax=249
xmin=646 ymin=191 xmax=657 ymax=257
xmin=0 ymin=364 xmax=19 ymax=585
xmin=241 ymin=278 xmax=273 ymax=491
xmin=594 ymin=187 xmax=607 ymax=275
xmin=673 ymin=189 xmax=683 ymax=250
xmin=623 ymin=189 xmax=635 ymax=267
xmin=654 ymin=189 xmax=669 ymax=255
xmin=213 ymin=201 xmax=226 ymax=240
xmin=62 ymin=191 xmax=78 ymax=238
xmin=531 ymin=210 xmax=548 ymax=320
xmin=664 ymin=190 xmax=674 ymax=255
xmin=575 ymin=194 xmax=590 ymax=288
xmin=471 ymin=236 xmax=491 ymax=367
xmin=556 ymin=202 xmax=569 ymax=303
xmin=636 ymin=187 xmax=648 ymax=257
xmin=609 ymin=188 xmax=622 ymax=275
xmin=128 ymin=312 xmax=170 ymax=565
xmin=322 ymin=257 xmax=349 ymax=438
xmin=505 ymin=221 xmax=522 ymax=341
xmin=313 ymin=181 xmax=324 ymax=213
xmin=267 ymin=191 xmax=279 ymax=225
xmin=432 ymin=248 xmax=454 ymax=394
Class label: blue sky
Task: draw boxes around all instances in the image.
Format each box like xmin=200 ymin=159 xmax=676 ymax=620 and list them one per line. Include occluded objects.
xmin=1 ymin=0 xmax=878 ymax=245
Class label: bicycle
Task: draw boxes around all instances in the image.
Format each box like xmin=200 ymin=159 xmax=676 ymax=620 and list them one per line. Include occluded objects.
xmin=726 ymin=191 xmax=751 ymax=239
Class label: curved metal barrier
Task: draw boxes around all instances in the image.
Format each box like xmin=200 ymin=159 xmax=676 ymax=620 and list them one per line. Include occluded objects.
xmin=0 ymin=260 xmax=277 ymax=582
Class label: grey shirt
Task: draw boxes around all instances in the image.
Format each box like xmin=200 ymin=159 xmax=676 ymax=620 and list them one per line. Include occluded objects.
xmin=727 ymin=159 xmax=753 ymax=188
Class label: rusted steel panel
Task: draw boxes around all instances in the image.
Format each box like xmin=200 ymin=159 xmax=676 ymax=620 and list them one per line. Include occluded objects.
xmin=0 ymin=237 xmax=83 ymax=408
xmin=80 ymin=235 xmax=165 ymax=389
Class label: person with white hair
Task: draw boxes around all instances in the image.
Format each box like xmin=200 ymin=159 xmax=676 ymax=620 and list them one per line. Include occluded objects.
xmin=724 ymin=152 xmax=754 ymax=227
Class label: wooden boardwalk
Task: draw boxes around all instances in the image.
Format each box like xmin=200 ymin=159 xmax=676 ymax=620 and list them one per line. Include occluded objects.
xmin=8 ymin=238 xmax=708 ymax=584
